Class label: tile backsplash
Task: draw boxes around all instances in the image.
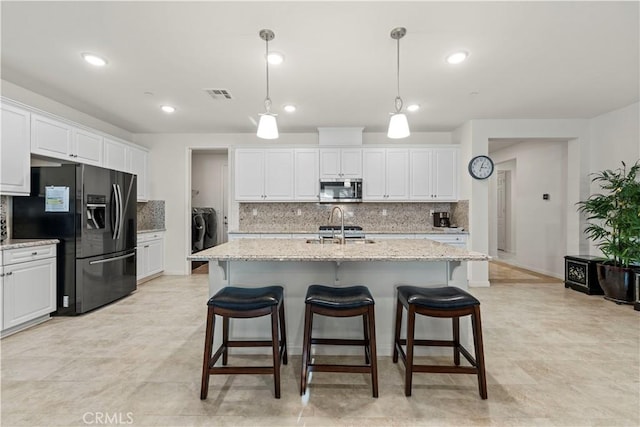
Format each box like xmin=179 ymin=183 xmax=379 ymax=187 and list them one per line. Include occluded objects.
xmin=137 ymin=200 xmax=165 ymax=231
xmin=0 ymin=196 xmax=7 ymax=241
xmin=239 ymin=201 xmax=469 ymax=233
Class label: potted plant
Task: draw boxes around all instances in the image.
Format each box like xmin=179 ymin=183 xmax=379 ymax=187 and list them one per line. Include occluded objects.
xmin=577 ymin=160 xmax=640 ymax=303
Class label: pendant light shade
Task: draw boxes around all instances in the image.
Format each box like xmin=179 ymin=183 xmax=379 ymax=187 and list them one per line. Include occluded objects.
xmin=388 ymin=27 xmax=410 ymax=139
xmin=257 ymin=29 xmax=278 ymax=139
xmin=257 ymin=113 xmax=279 ymax=139
xmin=388 ymin=112 xmax=410 ymax=139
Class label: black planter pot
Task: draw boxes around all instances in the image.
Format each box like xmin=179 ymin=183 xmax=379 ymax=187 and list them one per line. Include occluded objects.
xmin=596 ymin=263 xmax=635 ymax=304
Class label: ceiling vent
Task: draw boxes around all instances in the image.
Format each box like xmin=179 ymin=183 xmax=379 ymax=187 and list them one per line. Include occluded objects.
xmin=204 ymin=89 xmax=233 ymax=100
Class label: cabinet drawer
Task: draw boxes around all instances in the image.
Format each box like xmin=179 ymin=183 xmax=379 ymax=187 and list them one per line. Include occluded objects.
xmin=2 ymin=244 xmax=56 ymax=266
xmin=137 ymin=232 xmax=164 ymax=244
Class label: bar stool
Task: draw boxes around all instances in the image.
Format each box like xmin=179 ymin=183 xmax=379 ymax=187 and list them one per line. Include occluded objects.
xmin=300 ymin=284 xmax=378 ymax=397
xmin=200 ymin=285 xmax=287 ymax=399
xmin=393 ymin=285 xmax=487 ymax=399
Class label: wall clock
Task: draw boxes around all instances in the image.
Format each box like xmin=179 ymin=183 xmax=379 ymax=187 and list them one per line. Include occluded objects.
xmin=468 ymin=155 xmax=494 ymax=180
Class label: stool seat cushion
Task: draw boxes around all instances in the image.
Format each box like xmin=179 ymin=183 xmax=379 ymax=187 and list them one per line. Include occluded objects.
xmin=208 ymin=286 xmax=284 ymax=311
xmin=397 ymin=286 xmax=479 ymax=309
xmin=305 ymin=284 xmax=374 ymax=309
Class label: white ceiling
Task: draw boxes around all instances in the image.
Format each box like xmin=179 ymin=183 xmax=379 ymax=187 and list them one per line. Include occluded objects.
xmin=1 ymin=1 xmax=638 ymax=135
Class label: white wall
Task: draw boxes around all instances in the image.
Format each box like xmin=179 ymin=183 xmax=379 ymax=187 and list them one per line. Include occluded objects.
xmin=490 ymin=141 xmax=568 ymax=277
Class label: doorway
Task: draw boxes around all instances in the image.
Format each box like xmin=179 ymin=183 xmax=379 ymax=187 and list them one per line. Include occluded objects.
xmin=190 ymin=149 xmax=229 ymax=273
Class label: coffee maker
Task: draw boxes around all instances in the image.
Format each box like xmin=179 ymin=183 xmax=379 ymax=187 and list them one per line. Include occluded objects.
xmin=433 ymin=212 xmax=450 ymax=228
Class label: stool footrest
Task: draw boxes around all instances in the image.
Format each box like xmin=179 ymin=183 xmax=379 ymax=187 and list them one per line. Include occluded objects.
xmin=311 ymin=338 xmax=368 ymax=346
xmin=227 ymin=340 xmax=279 ymax=348
xmin=208 ymin=366 xmax=275 ymax=375
xmin=412 ymin=365 xmax=478 ymax=374
xmin=397 ymin=338 xmax=456 ymax=347
xmin=309 ymin=364 xmax=372 ymax=374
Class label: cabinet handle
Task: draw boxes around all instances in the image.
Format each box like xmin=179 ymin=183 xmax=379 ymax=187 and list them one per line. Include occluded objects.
xmin=32 ymin=251 xmax=38 ymax=256
xmin=0 ymin=273 xmax=4 ymax=277
xmin=6 ymin=272 xmax=12 ymax=276
xmin=69 ymin=154 xmax=74 ymax=157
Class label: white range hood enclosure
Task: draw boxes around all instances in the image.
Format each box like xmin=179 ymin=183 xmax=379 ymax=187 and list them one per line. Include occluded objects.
xmin=318 ymin=127 xmax=364 ymax=146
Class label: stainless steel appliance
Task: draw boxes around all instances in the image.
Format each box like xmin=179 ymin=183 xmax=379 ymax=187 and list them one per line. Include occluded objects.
xmin=192 ymin=207 xmax=217 ymax=252
xmin=433 ymin=212 xmax=450 ymax=228
xmin=319 ymin=178 xmax=362 ymax=203
xmin=12 ymin=164 xmax=137 ymax=315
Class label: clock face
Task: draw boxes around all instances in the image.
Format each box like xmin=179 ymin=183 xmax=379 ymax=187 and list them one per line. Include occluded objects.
xmin=468 ymin=155 xmax=494 ymax=179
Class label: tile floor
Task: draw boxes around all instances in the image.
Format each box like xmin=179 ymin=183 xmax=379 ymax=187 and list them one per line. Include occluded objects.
xmin=1 ymin=263 xmax=639 ymax=426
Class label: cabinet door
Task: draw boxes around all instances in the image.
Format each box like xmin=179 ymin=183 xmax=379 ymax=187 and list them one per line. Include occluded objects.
xmin=1 ymin=103 xmax=31 ymax=195
xmin=146 ymin=238 xmax=164 ymax=276
xmin=385 ymin=149 xmax=409 ymax=200
xmin=410 ymin=148 xmax=433 ymax=200
xmin=319 ymin=148 xmax=341 ymax=179
xmin=3 ymin=257 xmax=56 ymax=329
xmin=363 ymin=148 xmax=386 ymax=200
xmin=103 ymin=138 xmax=129 ymax=172
xmin=136 ymin=244 xmax=147 ymax=280
xmin=432 ymin=148 xmax=458 ymax=201
xmin=235 ymin=149 xmax=265 ymax=200
xmin=72 ymin=128 xmax=103 ymax=166
xmin=31 ymin=114 xmax=72 ymax=160
xmin=264 ymin=149 xmax=294 ymax=200
xmin=128 ymin=145 xmax=148 ymax=201
xmin=340 ymin=148 xmax=362 ymax=178
xmin=294 ymin=148 xmax=319 ymax=201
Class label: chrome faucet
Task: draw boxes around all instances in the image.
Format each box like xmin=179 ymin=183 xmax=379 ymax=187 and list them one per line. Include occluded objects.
xmin=329 ymin=206 xmax=345 ymax=245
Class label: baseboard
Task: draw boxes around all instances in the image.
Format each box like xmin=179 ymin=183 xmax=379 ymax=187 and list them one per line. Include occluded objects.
xmin=469 ymin=280 xmax=491 ymax=288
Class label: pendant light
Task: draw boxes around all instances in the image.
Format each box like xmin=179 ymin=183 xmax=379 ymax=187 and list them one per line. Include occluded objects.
xmin=388 ymin=27 xmax=410 ymax=139
xmin=257 ymin=29 xmax=279 ymax=139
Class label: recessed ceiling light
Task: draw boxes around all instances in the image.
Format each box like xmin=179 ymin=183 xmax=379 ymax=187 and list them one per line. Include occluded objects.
xmin=267 ymin=52 xmax=284 ymax=65
xmin=446 ymin=51 xmax=468 ymax=65
xmin=406 ymin=104 xmax=420 ymax=112
xmin=283 ymin=104 xmax=296 ymax=113
xmin=161 ymin=105 xmax=176 ymax=113
xmin=81 ymin=53 xmax=107 ymax=67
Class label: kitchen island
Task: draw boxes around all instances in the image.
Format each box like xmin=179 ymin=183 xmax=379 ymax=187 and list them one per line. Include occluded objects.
xmin=189 ymin=238 xmax=489 ymax=356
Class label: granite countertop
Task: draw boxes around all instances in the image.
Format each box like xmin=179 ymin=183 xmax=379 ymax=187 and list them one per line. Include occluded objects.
xmin=229 ymin=228 xmax=468 ymax=235
xmin=188 ymin=238 xmax=489 ymax=262
xmin=138 ymin=228 xmax=166 ymax=234
xmin=0 ymin=239 xmax=60 ymax=250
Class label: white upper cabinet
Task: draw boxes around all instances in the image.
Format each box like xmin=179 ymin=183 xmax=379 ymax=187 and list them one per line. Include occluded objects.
xmin=319 ymin=148 xmax=362 ymax=179
xmin=31 ymin=113 xmax=103 ymax=166
xmin=363 ymin=148 xmax=409 ymax=201
xmin=235 ymin=149 xmax=294 ymax=201
xmin=128 ymin=145 xmax=149 ymax=201
xmin=1 ymin=103 xmax=31 ymax=196
xmin=103 ymin=137 xmax=129 ymax=172
xmin=71 ymin=128 xmax=103 ymax=166
xmin=410 ymin=147 xmax=458 ymax=201
xmin=294 ymin=148 xmax=319 ymax=201
xmin=31 ymin=113 xmax=72 ymax=159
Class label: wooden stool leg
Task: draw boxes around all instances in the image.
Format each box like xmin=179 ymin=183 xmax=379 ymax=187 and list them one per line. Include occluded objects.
xmin=200 ymin=306 xmax=216 ymax=400
xmin=405 ymin=305 xmax=416 ymax=397
xmin=367 ymin=305 xmax=379 ymax=398
xmin=363 ymin=312 xmax=370 ymax=364
xmin=222 ymin=316 xmax=229 ymax=366
xmin=453 ymin=316 xmax=460 ymax=366
xmin=300 ymin=304 xmax=313 ymax=395
xmin=472 ymin=306 xmax=488 ymax=399
xmin=270 ymin=306 xmax=281 ymax=399
xmin=279 ymin=300 xmax=288 ymax=365
xmin=392 ymin=299 xmax=403 ymax=363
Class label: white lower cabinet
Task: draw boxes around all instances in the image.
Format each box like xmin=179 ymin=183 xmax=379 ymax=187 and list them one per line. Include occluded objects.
xmin=1 ymin=244 xmax=57 ymax=336
xmin=137 ymin=232 xmax=165 ymax=282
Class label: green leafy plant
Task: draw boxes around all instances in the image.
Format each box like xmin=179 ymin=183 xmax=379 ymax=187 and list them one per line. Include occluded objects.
xmin=577 ymin=160 xmax=640 ymax=268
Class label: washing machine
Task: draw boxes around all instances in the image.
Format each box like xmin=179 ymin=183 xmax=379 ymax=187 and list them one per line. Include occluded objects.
xmin=192 ymin=209 xmax=206 ymax=253
xmin=201 ymin=208 xmax=217 ymax=249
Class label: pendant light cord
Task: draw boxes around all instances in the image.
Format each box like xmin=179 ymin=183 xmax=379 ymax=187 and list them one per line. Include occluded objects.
xmin=265 ymin=36 xmax=271 ymax=112
xmin=394 ymin=31 xmax=403 ymax=113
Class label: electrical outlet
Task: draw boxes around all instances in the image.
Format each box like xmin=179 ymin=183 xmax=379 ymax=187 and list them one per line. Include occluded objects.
xmin=297 ymin=209 xmax=302 ymax=216
xmin=252 ymin=208 xmax=258 ymax=216
xmin=382 ymin=209 xmax=387 ymax=216
xmin=347 ymin=211 xmax=354 ymax=217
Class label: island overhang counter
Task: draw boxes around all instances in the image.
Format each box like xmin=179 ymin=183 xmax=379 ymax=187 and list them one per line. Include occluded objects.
xmin=189 ymin=238 xmax=490 ymax=356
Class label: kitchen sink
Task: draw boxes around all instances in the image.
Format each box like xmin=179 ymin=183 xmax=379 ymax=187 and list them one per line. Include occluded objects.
xmin=305 ymin=238 xmax=376 ymax=245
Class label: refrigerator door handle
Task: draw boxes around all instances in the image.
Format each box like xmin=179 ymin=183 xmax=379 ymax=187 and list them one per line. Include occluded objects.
xmin=89 ymin=252 xmax=135 ymax=265
xmin=115 ymin=184 xmax=124 ymax=240
xmin=112 ymin=184 xmax=121 ymax=240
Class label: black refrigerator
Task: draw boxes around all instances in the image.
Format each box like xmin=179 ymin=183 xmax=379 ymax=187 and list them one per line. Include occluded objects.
xmin=13 ymin=164 xmax=137 ymax=315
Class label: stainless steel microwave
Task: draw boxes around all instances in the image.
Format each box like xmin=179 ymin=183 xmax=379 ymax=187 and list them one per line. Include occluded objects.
xmin=319 ymin=178 xmax=362 ymax=203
